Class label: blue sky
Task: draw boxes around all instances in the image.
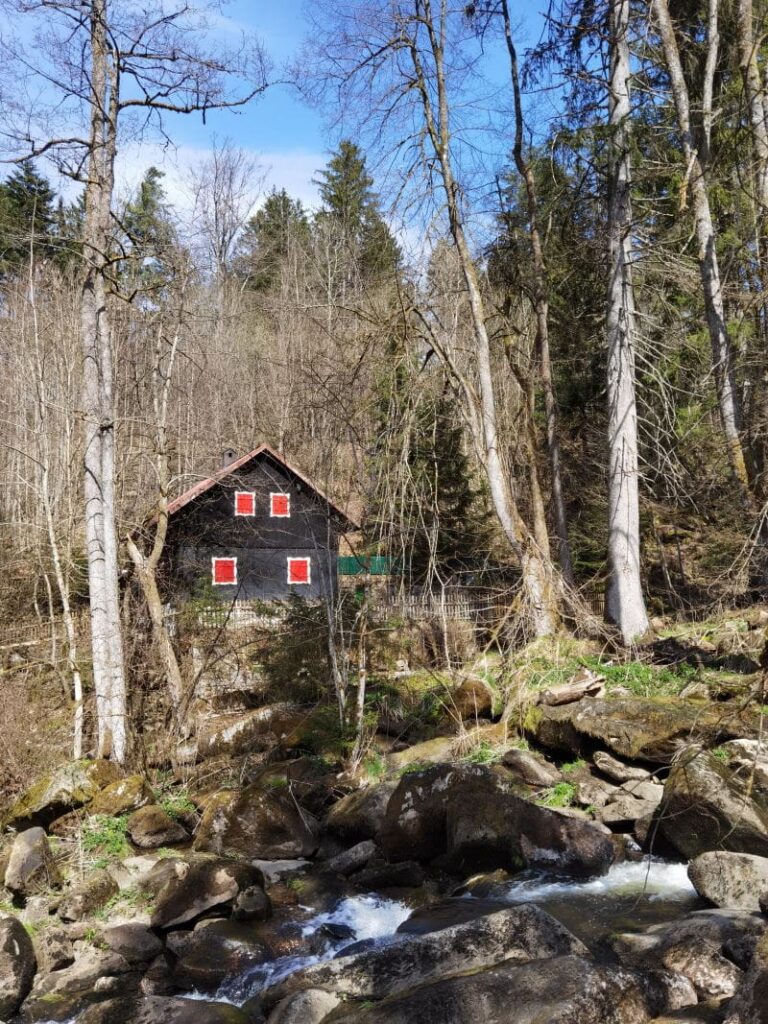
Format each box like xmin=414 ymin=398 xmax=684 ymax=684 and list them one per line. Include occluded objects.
xmin=113 ymin=0 xmax=550 ymax=221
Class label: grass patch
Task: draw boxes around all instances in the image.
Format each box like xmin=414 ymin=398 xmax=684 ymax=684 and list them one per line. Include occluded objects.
xmin=159 ymin=790 xmax=197 ymax=821
xmin=363 ymin=751 xmax=387 ymax=781
xmin=537 ymin=782 xmax=576 ymax=809
xmin=460 ymin=740 xmax=505 ymax=766
xmin=560 ymin=759 xmax=586 ymax=775
xmin=711 ymin=746 xmax=730 ymax=763
xmin=81 ymin=815 xmax=130 ymax=860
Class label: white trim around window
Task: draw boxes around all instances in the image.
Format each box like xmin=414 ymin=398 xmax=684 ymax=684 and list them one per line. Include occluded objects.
xmin=212 ymin=556 xmax=237 ymax=586
xmin=234 ymin=491 xmax=256 ymax=516
xmin=287 ymin=556 xmax=311 ymax=585
xmin=270 ymin=492 xmax=291 ymax=518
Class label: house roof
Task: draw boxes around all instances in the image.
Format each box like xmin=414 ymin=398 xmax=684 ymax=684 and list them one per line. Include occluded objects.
xmin=166 ymin=443 xmax=360 ymax=531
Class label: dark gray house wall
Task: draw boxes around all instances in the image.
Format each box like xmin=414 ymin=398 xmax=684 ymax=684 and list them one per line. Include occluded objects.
xmin=162 ymin=451 xmax=349 ymax=602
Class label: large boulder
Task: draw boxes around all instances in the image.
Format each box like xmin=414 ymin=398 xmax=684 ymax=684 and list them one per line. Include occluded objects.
xmin=196 ymin=703 xmax=302 ymax=759
xmin=0 ymin=913 xmax=37 ymax=1019
xmin=150 ymin=855 xmax=265 ymax=929
xmin=723 ymin=930 xmax=768 ymax=1024
xmin=446 ymin=677 xmax=495 ymax=720
xmin=380 ymin=763 xmax=614 ymax=876
xmin=611 ymin=908 xmax=767 ymax=1001
xmin=102 ymin=924 xmax=163 ymax=965
xmin=324 ymin=782 xmax=397 ymax=843
xmin=598 ymin=780 xmax=664 ymax=829
xmin=77 ymin=994 xmax=254 ymax=1024
xmin=329 ymin=954 xmax=692 ymax=1024
xmin=260 ymin=903 xmax=586 ymax=1010
xmin=526 ymin=698 xmax=758 ymax=765
xmin=267 ymin=988 xmax=341 ymax=1024
xmin=688 ymin=852 xmax=768 ymax=911
xmin=194 ymin=787 xmax=318 ymax=859
xmin=4 ymin=827 xmax=61 ymax=895
xmin=20 ymin=944 xmax=137 ymax=1022
xmin=1 ymin=760 xmax=120 ymax=831
xmin=169 ymin=919 xmax=269 ymax=992
xmin=660 ymin=750 xmax=768 ymax=859
xmin=126 ymin=805 xmax=188 ymax=848
xmin=502 ymin=747 xmax=559 ymax=787
xmin=58 ymin=869 xmax=119 ymax=922
xmin=86 ymin=776 xmax=154 ymax=817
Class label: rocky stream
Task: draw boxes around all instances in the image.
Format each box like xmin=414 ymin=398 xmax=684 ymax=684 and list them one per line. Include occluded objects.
xmin=2 ymin=686 xmax=768 ymax=1024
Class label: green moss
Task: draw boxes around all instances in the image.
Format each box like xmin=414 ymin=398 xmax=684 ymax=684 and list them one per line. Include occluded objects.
xmin=523 ymin=705 xmax=543 ymax=733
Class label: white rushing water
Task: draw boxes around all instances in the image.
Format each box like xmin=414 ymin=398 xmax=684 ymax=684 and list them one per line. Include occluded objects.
xmin=496 ymin=858 xmax=696 ymax=903
xmin=213 ymin=892 xmax=412 ymax=1005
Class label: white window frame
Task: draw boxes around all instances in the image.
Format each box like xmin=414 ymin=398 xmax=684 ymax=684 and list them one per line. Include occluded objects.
xmin=234 ymin=491 xmax=256 ymax=517
xmin=212 ymin=556 xmax=238 ymax=586
xmin=270 ymin=491 xmax=291 ymax=518
xmin=287 ymin=556 xmax=311 ymax=585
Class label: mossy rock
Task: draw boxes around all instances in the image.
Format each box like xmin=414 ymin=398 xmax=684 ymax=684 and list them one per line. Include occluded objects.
xmin=87 ymin=776 xmax=153 ymax=818
xmin=525 ymin=697 xmax=761 ymax=765
xmin=1 ymin=760 xmax=121 ymax=832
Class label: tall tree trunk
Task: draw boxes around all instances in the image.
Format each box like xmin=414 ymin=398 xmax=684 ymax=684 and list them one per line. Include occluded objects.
xmin=81 ymin=0 xmax=127 ymax=761
xmin=605 ymin=0 xmax=650 ymax=643
xmin=653 ymin=0 xmax=751 ymax=497
xmin=737 ymin=0 xmax=768 ymax=496
xmin=409 ymin=0 xmax=561 ymax=636
xmin=500 ymin=0 xmax=575 ymax=586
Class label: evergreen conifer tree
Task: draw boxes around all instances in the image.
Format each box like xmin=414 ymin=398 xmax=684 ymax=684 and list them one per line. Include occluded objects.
xmin=0 ymin=159 xmax=57 ymax=272
xmin=237 ymin=188 xmax=309 ymax=290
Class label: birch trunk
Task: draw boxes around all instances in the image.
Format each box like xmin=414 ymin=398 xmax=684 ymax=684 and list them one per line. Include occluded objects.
xmin=653 ymin=0 xmax=751 ymax=496
xmin=81 ymin=0 xmax=127 ymax=761
xmin=605 ymin=0 xmax=650 ymax=643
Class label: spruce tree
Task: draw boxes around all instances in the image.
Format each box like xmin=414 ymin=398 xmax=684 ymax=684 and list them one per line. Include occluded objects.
xmin=237 ymin=188 xmax=309 ymax=291
xmin=314 ymin=140 xmax=400 ymax=278
xmin=0 ymin=159 xmax=57 ymax=272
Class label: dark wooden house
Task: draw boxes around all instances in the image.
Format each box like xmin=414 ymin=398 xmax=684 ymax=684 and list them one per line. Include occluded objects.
xmin=162 ymin=444 xmax=358 ymax=602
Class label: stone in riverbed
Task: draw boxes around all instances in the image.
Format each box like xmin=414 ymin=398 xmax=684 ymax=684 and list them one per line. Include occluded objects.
xmin=86 ymin=776 xmax=154 ymax=817
xmin=77 ymin=995 xmax=255 ymax=1023
xmin=259 ymin=903 xmax=587 ymax=1010
xmin=194 ymin=786 xmax=318 ymax=859
xmin=526 ymin=698 xmax=759 ymax=765
xmin=323 ymin=782 xmax=397 ymax=843
xmin=4 ymin=827 xmax=61 ymax=895
xmin=20 ymin=944 xmax=138 ymax=1022
xmin=380 ymin=763 xmax=614 ymax=876
xmin=0 ymin=913 xmax=37 ymax=1020
xmin=150 ymin=856 xmax=265 ymax=929
xmin=1 ymin=759 xmax=120 ymax=831
xmin=58 ymin=869 xmax=118 ymax=922
xmin=501 ymin=747 xmax=559 ymax=787
xmin=660 ymin=750 xmax=768 ymax=859
xmin=170 ymin=918 xmax=269 ymax=992
xmin=329 ymin=954 xmax=694 ymax=1024
xmin=126 ymin=805 xmax=189 ymax=848
xmin=688 ymin=851 xmax=768 ymax=911
xmin=327 ymin=839 xmax=378 ymax=875
xmin=266 ymin=988 xmax=342 ymax=1024
xmin=594 ymin=750 xmax=652 ymax=783
xmin=722 ymin=930 xmax=768 ymax=1024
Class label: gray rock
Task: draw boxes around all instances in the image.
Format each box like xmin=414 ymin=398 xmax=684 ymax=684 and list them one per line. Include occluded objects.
xmin=0 ymin=760 xmax=120 ymax=831
xmin=58 ymin=869 xmax=118 ymax=922
xmin=324 ymin=782 xmax=398 ymax=843
xmin=77 ymin=994 xmax=254 ymax=1023
xmin=126 ymin=806 xmax=189 ymax=849
xmin=260 ymin=903 xmax=586 ymax=1010
xmin=0 ymin=913 xmax=36 ymax=1019
xmin=598 ymin=783 xmax=664 ymax=828
xmin=594 ymin=751 xmax=652 ymax=783
xmin=32 ymin=927 xmax=74 ymax=973
xmin=87 ymin=776 xmax=154 ymax=817
xmin=688 ymin=851 xmax=768 ymax=911
xmin=102 ymin=923 xmax=163 ymax=964
xmin=502 ymin=748 xmax=559 ymax=787
xmin=611 ymin=908 xmax=767 ymax=1001
xmin=4 ymin=828 xmax=61 ymax=895
xmin=232 ymin=885 xmax=272 ymax=922
xmin=722 ymin=930 xmax=768 ymax=1024
xmin=327 ymin=839 xmax=377 ymax=875
xmin=267 ymin=989 xmax=342 ymax=1024
xmin=574 ymin=778 xmax=617 ymax=810
xmin=194 ymin=787 xmax=318 ymax=860
xmin=21 ymin=944 xmax=136 ymax=1022
xmin=380 ymin=763 xmax=615 ymax=877
xmin=150 ymin=856 xmax=265 ymax=929
xmin=329 ymin=954 xmax=693 ymax=1024
xmin=660 ymin=750 xmax=768 ymax=859
xmin=171 ymin=919 xmax=268 ymax=992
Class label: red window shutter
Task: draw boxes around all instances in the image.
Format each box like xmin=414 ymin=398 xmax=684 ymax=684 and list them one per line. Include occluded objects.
xmin=235 ymin=491 xmax=255 ymax=516
xmin=271 ymin=493 xmax=290 ymax=517
xmin=212 ymin=558 xmax=237 ymax=585
xmin=288 ymin=557 xmax=310 ymax=584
